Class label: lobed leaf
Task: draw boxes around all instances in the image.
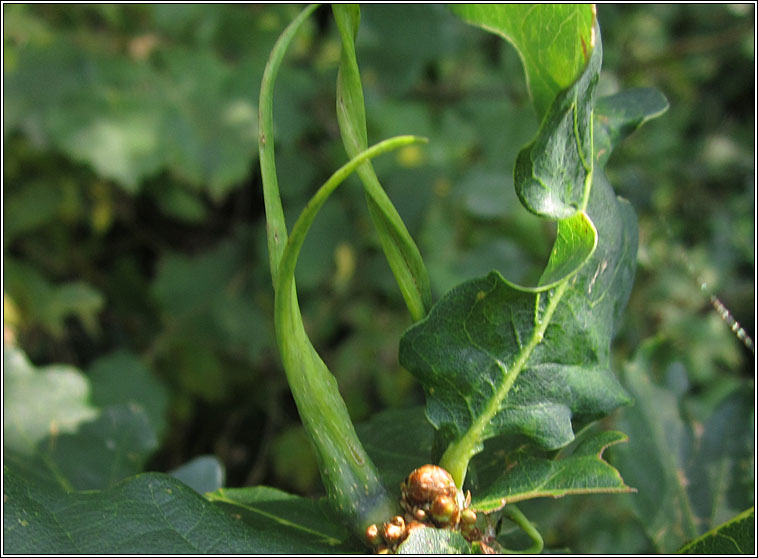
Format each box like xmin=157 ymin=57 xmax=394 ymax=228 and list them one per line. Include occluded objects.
xmin=593 ymin=87 xmax=670 ymax=168
xmin=471 ymin=430 xmax=634 ymax=512
xmin=451 ymin=6 xmax=602 ymax=222
xmin=449 ymin=4 xmax=596 ymax=120
xmin=400 ymin=168 xmax=636 ymax=485
xmin=537 ymin=211 xmax=597 ymax=288
xmin=513 ymin=34 xmax=600 ymax=220
xmin=3 ymin=468 xmax=344 ymax=554
xmin=399 ymin=12 xmax=661 ymax=488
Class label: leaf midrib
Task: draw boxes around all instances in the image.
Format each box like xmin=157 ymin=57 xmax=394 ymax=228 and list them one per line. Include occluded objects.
xmin=207 ymin=490 xmax=344 ymax=546
xmin=439 ymin=279 xmax=571 ymax=487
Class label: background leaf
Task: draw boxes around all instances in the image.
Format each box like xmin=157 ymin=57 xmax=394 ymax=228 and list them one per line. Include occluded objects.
xmin=356 ymin=406 xmax=435 ymax=493
xmin=610 ymin=340 xmax=755 ymax=553
xmin=18 ymin=404 xmax=159 ymax=490
xmin=168 ymin=455 xmax=226 ymax=495
xmin=3 ymin=344 xmax=97 ymax=456
xmin=88 ymin=350 xmax=170 ymax=439
xmin=678 ymin=507 xmax=755 ymax=555
xmin=3 ymin=10 xmax=259 ymax=196
xmin=4 ymin=259 xmax=104 ymax=339
xmin=4 ymin=345 xmax=162 ymax=491
xmin=149 ymin=231 xmax=273 ymax=403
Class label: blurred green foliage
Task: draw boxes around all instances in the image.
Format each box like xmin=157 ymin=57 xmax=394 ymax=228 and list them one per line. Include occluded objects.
xmin=3 ymin=4 xmax=753 ymax=553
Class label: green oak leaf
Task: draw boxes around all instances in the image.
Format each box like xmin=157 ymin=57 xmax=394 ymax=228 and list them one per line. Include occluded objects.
xmin=471 ymin=430 xmax=634 ymax=512
xmin=678 ymin=507 xmax=755 ymax=555
xmin=4 ymin=467 xmax=347 ymax=554
xmin=449 ymin=4 xmax=596 ymax=120
xmin=206 ymin=485 xmax=358 ymax=553
xmin=593 ymin=88 xmax=670 ymax=168
xmin=513 ymin=27 xmax=601 ymax=221
xmin=452 ymin=5 xmax=601 ymax=221
xmin=400 ymin=8 xmax=666 ymax=488
xmin=537 ymin=211 xmax=597 ymax=288
xmin=399 ymin=168 xmax=636 ymax=477
xmin=396 ymin=525 xmax=472 ymax=554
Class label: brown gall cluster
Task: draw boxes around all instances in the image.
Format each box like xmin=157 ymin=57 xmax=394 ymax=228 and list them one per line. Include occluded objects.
xmin=365 ymin=464 xmax=480 ymax=553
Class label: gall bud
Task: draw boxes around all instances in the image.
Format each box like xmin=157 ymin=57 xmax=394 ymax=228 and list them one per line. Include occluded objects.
xmin=365 ymin=523 xmax=383 ymax=547
xmin=430 ymin=494 xmax=459 ymax=526
xmin=382 ymin=516 xmax=406 ymax=544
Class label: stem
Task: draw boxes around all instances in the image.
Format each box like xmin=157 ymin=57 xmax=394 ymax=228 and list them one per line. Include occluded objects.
xmin=273 ymin=136 xmax=426 ymax=538
xmin=580 ymin=108 xmax=594 ymax=211
xmin=276 ymin=137 xmax=427 ymax=296
xmin=259 ymin=5 xmax=413 ymax=540
xmin=258 ymin=3 xmax=318 ymax=286
xmin=333 ymin=4 xmax=432 ymax=322
xmin=500 ymin=505 xmax=544 ymax=554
